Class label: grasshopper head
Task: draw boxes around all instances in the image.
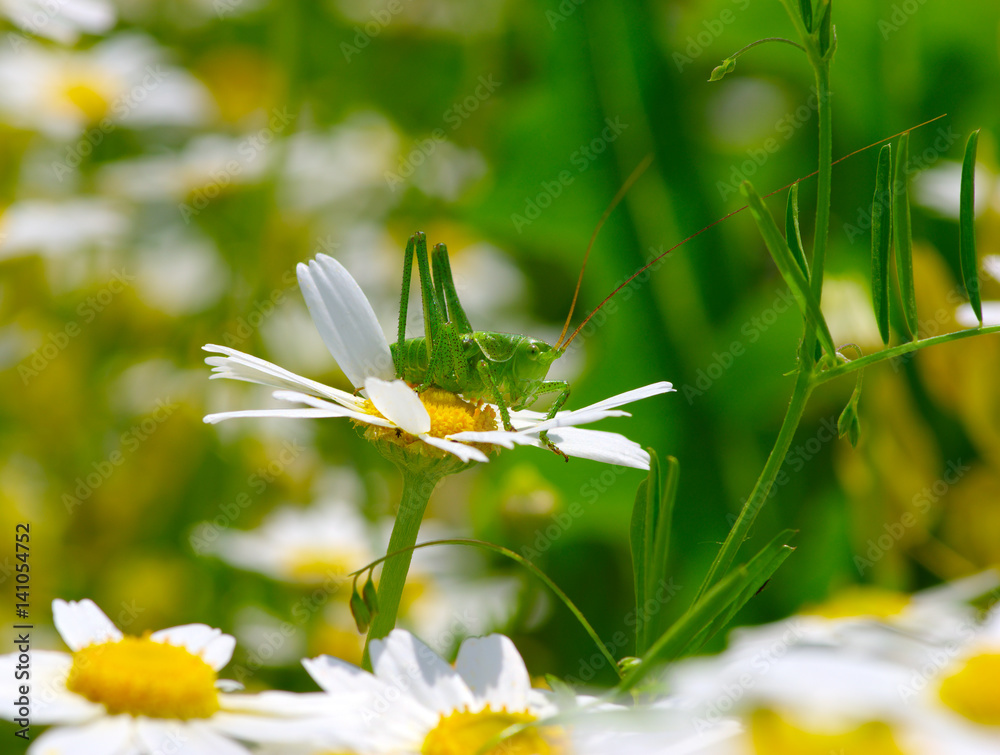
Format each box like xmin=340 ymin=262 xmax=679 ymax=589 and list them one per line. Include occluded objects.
xmin=513 ymin=338 xmax=560 ymax=383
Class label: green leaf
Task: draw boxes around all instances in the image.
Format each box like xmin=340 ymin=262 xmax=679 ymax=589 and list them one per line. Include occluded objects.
xmin=709 ymin=57 xmax=736 ymax=82
xmin=960 ymin=129 xmax=982 ymax=325
xmin=799 ymin=0 xmax=813 ymax=30
xmin=629 ymin=459 xmax=653 ymax=654
xmin=785 ymin=183 xmax=809 ymax=277
xmin=646 ymin=456 xmax=679 ymax=642
xmin=742 ymin=180 xmax=837 ymax=360
xmin=686 ymin=529 xmax=797 ymax=653
xmin=871 ymin=143 xmax=893 ymax=345
xmin=892 ymin=132 xmax=918 ymax=340
xmin=817 ymin=0 xmax=833 ymax=58
xmin=350 ymin=587 xmax=371 ymax=634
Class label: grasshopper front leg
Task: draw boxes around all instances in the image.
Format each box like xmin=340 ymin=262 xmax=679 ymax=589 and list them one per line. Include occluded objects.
xmin=536 ymin=381 xmax=571 ymax=460
xmin=475 ymin=359 xmax=512 ymax=430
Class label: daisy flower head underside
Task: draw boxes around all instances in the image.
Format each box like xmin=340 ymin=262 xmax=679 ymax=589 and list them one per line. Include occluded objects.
xmin=203 ymin=252 xmax=674 ymax=469
xmin=302 ymin=629 xmax=568 ymax=754
xmin=0 ymin=599 xmax=323 ymax=754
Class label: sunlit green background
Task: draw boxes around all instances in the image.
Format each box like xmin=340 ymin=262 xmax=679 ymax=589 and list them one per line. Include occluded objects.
xmin=3 ymin=0 xmax=1000 ymax=741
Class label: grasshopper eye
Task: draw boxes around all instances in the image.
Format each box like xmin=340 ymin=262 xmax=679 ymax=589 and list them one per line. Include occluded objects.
xmin=527 ymin=344 xmax=540 ymax=359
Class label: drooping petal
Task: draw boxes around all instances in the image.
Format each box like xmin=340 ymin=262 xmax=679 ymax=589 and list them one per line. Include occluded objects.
xmin=419 ymin=435 xmax=489 ymax=463
xmin=149 ymin=624 xmax=235 ymax=670
xmin=297 ymin=254 xmax=396 ymax=388
xmin=544 ymin=427 xmax=650 ymax=469
xmin=370 ymin=630 xmax=476 ymax=716
xmin=364 ymin=377 xmax=431 ymax=436
xmin=53 ymin=599 xmax=123 ymax=651
xmin=454 ymin=635 xmax=532 ymax=712
xmin=203 ymin=344 xmax=361 ymax=407
xmin=203 ymin=408 xmax=363 ymax=425
xmin=447 ymin=430 xmax=540 ymax=450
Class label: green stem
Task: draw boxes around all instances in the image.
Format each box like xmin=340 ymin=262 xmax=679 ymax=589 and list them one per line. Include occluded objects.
xmin=809 ymin=61 xmax=833 ymax=299
xmin=362 ymin=470 xmax=439 ymax=669
xmin=813 ymin=325 xmax=1000 ymax=386
xmin=695 ymin=368 xmax=813 ymax=601
xmin=351 ymin=538 xmax=622 ymax=677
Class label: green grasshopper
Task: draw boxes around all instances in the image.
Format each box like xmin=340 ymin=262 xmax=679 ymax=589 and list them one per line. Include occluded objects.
xmin=389 ymin=158 xmax=655 ymax=454
xmin=390 ymin=231 xmax=571 ymax=440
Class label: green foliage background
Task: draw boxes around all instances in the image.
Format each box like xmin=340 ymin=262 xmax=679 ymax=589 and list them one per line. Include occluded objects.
xmin=2 ymin=0 xmax=1000 ymax=739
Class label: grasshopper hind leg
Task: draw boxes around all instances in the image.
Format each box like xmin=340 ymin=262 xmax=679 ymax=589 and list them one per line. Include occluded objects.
xmin=536 ymin=381 xmax=571 ymax=461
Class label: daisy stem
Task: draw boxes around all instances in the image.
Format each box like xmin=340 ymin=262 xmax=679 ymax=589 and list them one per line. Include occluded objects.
xmin=362 ymin=469 xmax=440 ymax=670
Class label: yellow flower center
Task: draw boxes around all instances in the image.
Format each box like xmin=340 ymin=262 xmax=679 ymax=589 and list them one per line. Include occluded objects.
xmin=66 ymin=634 xmax=221 ymax=719
xmin=358 ymin=387 xmax=497 ymax=458
xmin=801 ymin=586 xmax=911 ymax=620
xmin=422 ymin=707 xmax=566 ymax=755
xmin=749 ymin=709 xmax=908 ymax=754
xmin=938 ymin=652 xmax=1000 ymax=726
xmin=285 ymin=550 xmax=359 ymax=582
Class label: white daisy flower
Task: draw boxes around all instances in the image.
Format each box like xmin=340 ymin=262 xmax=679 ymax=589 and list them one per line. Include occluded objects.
xmin=203 ymin=252 xmax=674 ymax=468
xmin=0 ymin=196 xmax=128 ymax=261
xmin=0 ymin=34 xmax=214 ymax=140
xmin=299 ymin=628 xmax=573 ymax=753
xmin=0 ymin=0 xmax=116 ymax=44
xmin=0 ymin=599 xmax=329 ymax=754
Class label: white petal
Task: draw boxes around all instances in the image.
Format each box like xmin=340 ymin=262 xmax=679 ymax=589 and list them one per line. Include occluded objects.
xmin=526 ymin=408 xmax=631 ymax=434
xmin=364 ymin=378 xmax=431 ymax=435
xmin=454 ymin=635 xmax=531 ymax=712
xmin=370 ymin=629 xmax=476 ymax=716
xmin=297 ymin=254 xmax=395 ymax=388
xmin=302 ymin=655 xmax=385 ymax=696
xmin=271 ymin=390 xmax=396 ymax=427
xmin=419 ymin=435 xmax=490 ymax=463
xmin=30 ymin=716 xmax=135 ymax=755
xmin=203 ymin=344 xmax=361 ymax=406
xmin=545 ymin=428 xmax=651 ymax=469
xmin=53 ymin=599 xmax=123 ymax=651
xmin=136 ymin=718 xmax=250 ymax=755
xmin=447 ymin=430 xmax=540 ymax=450
xmin=149 ymin=625 xmax=234 ymax=670
xmin=574 ymin=382 xmax=676 ymax=413
xmin=0 ymin=651 xmax=103 ymax=725
xmin=203 ymin=408 xmax=352 ymax=425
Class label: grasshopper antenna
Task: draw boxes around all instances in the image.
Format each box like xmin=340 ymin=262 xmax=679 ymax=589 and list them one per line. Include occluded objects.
xmin=555 ymin=153 xmax=654 ymax=350
xmin=558 ymin=114 xmax=948 ymax=350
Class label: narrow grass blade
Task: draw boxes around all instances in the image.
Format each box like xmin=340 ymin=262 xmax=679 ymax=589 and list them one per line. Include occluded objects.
xmin=647 ymin=456 xmax=679 ymax=642
xmin=742 ymin=180 xmax=837 ymax=360
xmin=892 ymin=132 xmax=918 ymax=340
xmin=686 ymin=529 xmax=796 ymax=653
xmin=629 ymin=456 xmax=655 ymax=654
xmin=785 ymin=183 xmax=809 ymax=277
xmin=960 ymin=129 xmax=982 ymax=325
xmin=871 ymin=143 xmax=893 ymax=345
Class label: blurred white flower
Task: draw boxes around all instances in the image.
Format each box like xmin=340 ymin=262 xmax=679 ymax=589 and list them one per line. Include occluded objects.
xmin=98 ymin=133 xmax=276 ymax=202
xmin=0 ymin=34 xmax=215 ymax=140
xmin=956 ymin=255 xmax=1000 ymax=327
xmin=914 ymin=160 xmax=1000 ymax=219
xmin=0 ymin=0 xmax=115 ymax=44
xmin=0 ymin=196 xmax=128 ymax=260
xmin=132 ymin=225 xmax=229 ymax=315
